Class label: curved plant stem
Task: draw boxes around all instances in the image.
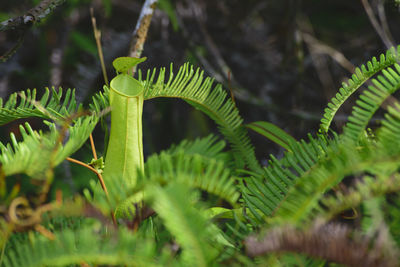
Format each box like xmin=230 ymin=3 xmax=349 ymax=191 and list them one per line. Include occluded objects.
xmin=89 ymin=134 xmax=98 ymax=160
xmin=66 ymin=157 xmax=107 ymax=196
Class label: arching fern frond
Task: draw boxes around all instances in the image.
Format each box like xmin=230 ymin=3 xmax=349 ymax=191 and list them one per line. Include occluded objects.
xmin=270 ymin=141 xmax=362 ymax=224
xmin=0 ymin=116 xmax=98 ymax=177
xmin=343 ymin=64 xmax=400 ymax=142
xmin=3 ymin=227 xmax=166 ymax=267
xmin=0 ymin=87 xmax=80 ymax=125
xmin=0 ymin=122 xmax=52 ymax=177
xmin=377 ymin=103 xmax=400 ymax=154
xmin=322 ymin=173 xmax=400 ymax=221
xmin=240 ymin=134 xmax=335 ymax=225
xmin=320 ymin=45 xmax=400 ymax=133
xmin=146 ymin=183 xmax=220 ymax=266
xmin=165 ymin=134 xmax=228 ymax=162
xmin=142 ymin=151 xmax=240 ymax=206
xmin=139 ymin=63 xmax=260 ymax=171
xmin=89 ymin=85 xmax=110 ymax=114
xmin=268 ymin=133 xmax=400 ymax=225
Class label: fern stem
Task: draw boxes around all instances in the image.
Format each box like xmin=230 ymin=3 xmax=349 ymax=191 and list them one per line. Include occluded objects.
xmin=89 ymin=134 xmax=98 ymax=160
xmin=66 ymin=157 xmax=108 ymax=196
xmin=34 ymin=224 xmax=55 ymax=240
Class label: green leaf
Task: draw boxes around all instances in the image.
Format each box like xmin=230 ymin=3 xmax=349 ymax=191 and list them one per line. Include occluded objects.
xmin=112 ymin=57 xmax=147 ymax=74
xmin=246 ymin=121 xmax=296 ymax=151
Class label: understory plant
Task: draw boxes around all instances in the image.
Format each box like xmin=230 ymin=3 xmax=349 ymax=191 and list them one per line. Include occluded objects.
xmin=2 ymin=44 xmax=400 ymax=266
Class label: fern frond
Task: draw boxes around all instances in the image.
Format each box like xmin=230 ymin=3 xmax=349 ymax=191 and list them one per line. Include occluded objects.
xmin=269 ymin=133 xmax=400 ymax=225
xmin=270 ymin=140 xmax=362 ymax=224
xmin=343 ymin=64 xmax=400 ymax=142
xmin=142 ymin=151 xmax=240 ymax=206
xmin=320 ymin=45 xmax=400 ymax=133
xmin=384 ymin=193 xmax=400 ymax=246
xmin=165 ymin=134 xmax=228 ymax=162
xmin=322 ymin=174 xmax=400 ymax=221
xmin=378 ymin=103 xmax=400 ymax=154
xmin=140 ymin=64 xmax=260 ymax=171
xmin=146 ymin=183 xmax=219 ymax=266
xmin=0 ymin=116 xmax=98 ymax=177
xmin=0 ymin=87 xmax=80 ymax=125
xmin=0 ymin=122 xmax=52 ymax=177
xmin=3 ymin=227 xmax=166 ymax=267
xmin=321 ymin=173 xmax=400 ymax=220
xmin=89 ymin=85 xmax=110 ymax=114
xmin=240 ymin=134 xmax=334 ymax=225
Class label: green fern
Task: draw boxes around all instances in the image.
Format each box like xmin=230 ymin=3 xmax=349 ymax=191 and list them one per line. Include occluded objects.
xmin=139 ymin=63 xmax=260 ymax=171
xmin=0 ymin=87 xmax=80 ymax=125
xmin=320 ymin=45 xmax=400 ymax=133
xmin=0 ymin=116 xmax=98 ymax=177
xmin=89 ymin=85 xmax=110 ymax=114
xmin=2 ymin=227 xmax=168 ymax=267
xmin=146 ymin=183 xmax=220 ymax=266
xmin=343 ymin=63 xmax=400 ymax=142
xmin=240 ymin=134 xmax=334 ymax=225
xmin=165 ymin=134 xmax=229 ymax=162
xmin=378 ymin=103 xmax=400 ymax=154
xmin=142 ymin=151 xmax=240 ymax=205
xmin=322 ymin=174 xmax=400 ymax=221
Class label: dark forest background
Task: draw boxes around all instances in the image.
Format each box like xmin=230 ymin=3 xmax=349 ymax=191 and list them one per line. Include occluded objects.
xmin=1 ymin=0 xmax=399 ymax=191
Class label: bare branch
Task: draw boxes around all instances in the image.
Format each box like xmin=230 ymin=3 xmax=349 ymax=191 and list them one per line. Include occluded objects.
xmin=0 ymin=0 xmax=67 ymax=61
xmin=0 ymin=0 xmax=66 ymax=32
xmin=361 ymin=0 xmax=395 ymax=49
xmin=128 ymin=0 xmax=158 ymax=60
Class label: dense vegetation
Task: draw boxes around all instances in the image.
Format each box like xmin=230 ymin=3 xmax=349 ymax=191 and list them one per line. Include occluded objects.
xmin=1 ymin=0 xmax=400 ymax=266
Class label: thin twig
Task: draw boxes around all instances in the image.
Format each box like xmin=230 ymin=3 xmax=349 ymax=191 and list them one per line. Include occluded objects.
xmin=188 ymin=0 xmax=232 ymax=80
xmin=361 ymin=0 xmax=394 ymax=49
xmin=377 ymin=0 xmax=395 ymax=46
xmin=129 ymin=0 xmax=158 ymax=75
xmin=227 ymin=71 xmax=236 ymax=106
xmin=89 ymin=134 xmax=98 ymax=160
xmin=66 ymin=157 xmax=108 ymax=196
xmin=34 ymin=224 xmax=55 ymax=240
xmin=90 ymin=8 xmax=109 ymax=87
xmin=301 ymin=32 xmax=355 ymax=73
xmin=297 ymin=17 xmax=336 ymax=100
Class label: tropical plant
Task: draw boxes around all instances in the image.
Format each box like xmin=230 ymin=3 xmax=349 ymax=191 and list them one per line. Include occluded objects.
xmin=2 ymin=40 xmax=400 ymax=266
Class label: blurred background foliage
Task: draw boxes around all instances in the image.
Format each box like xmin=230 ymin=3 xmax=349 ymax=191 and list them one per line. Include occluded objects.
xmin=1 ymin=0 xmax=399 ymax=195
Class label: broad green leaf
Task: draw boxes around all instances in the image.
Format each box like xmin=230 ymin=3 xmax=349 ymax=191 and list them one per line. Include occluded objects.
xmin=112 ymin=57 xmax=147 ymax=74
xmin=246 ymin=121 xmax=296 ymax=151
